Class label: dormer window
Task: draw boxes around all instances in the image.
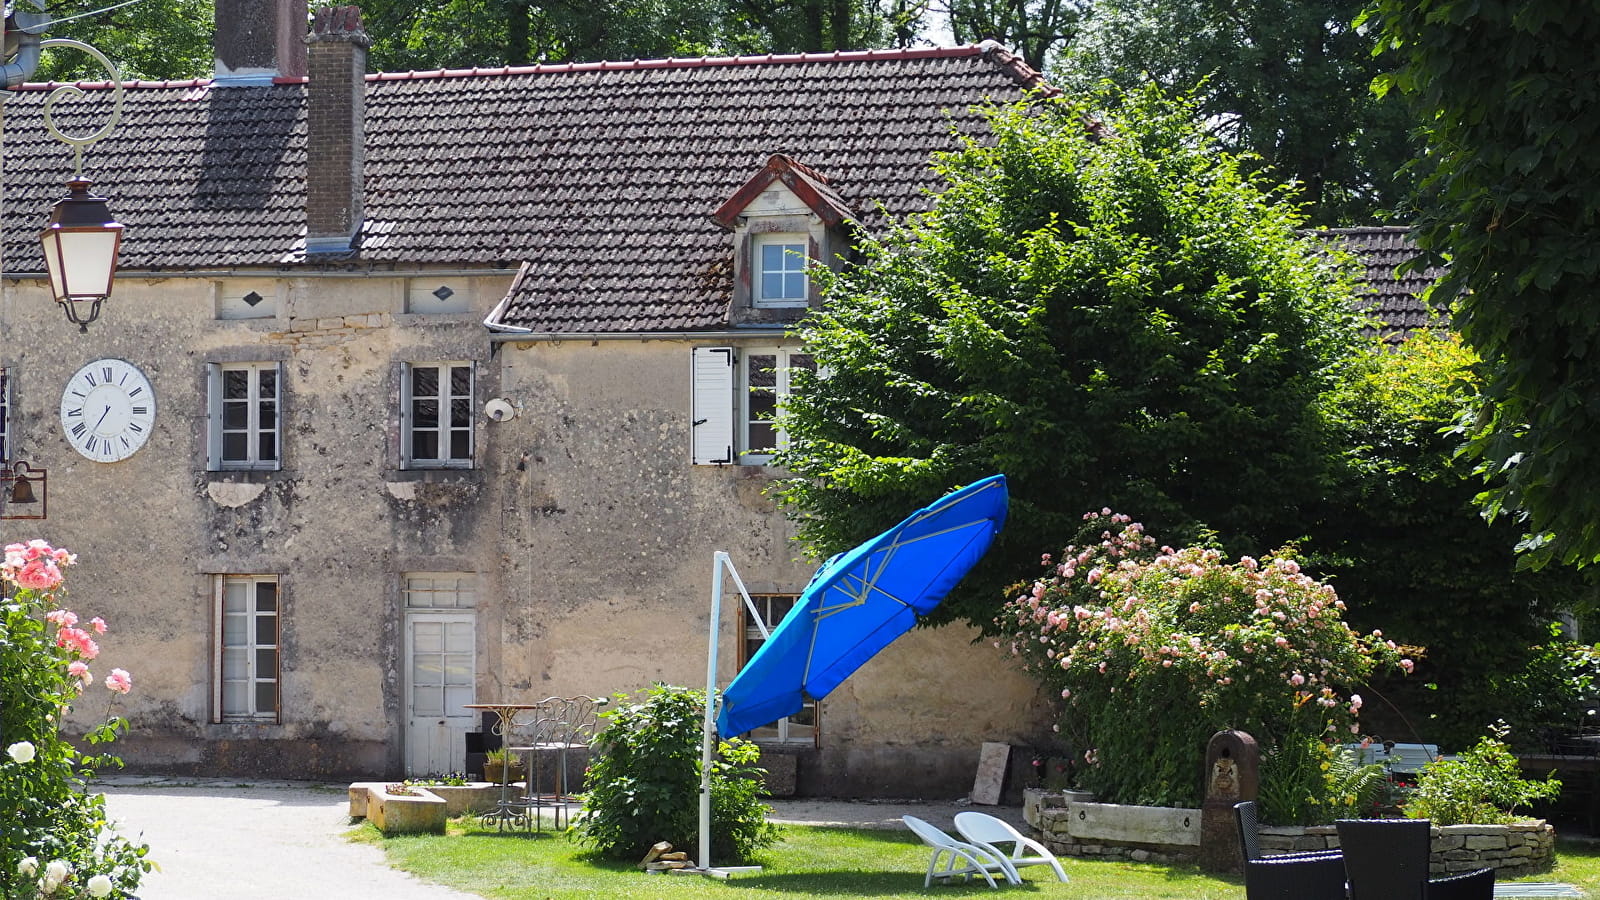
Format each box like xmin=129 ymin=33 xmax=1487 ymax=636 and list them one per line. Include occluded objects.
xmin=713 ymin=154 xmax=856 ymax=326
xmin=755 ymin=235 xmax=810 ymax=307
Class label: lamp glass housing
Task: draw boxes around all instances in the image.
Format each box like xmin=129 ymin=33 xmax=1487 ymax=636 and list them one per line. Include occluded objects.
xmin=38 ymin=179 xmax=123 ymax=314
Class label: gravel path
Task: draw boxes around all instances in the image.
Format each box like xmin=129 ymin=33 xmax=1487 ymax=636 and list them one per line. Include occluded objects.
xmin=96 ymin=776 xmax=1027 ymax=900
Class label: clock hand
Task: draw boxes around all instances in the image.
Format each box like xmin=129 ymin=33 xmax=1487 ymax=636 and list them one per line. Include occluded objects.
xmin=92 ymin=405 xmax=111 ymax=431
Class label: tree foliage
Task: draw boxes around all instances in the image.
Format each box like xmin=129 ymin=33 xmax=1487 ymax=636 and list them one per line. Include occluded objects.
xmin=1058 ymin=0 xmax=1422 ymax=224
xmin=1363 ymin=1 xmax=1600 ymax=570
xmin=772 ymin=86 xmax=1366 ymax=628
xmin=30 ymin=0 xmax=213 ymax=81
xmin=944 ymin=0 xmax=1087 ymax=70
xmin=1307 ymin=328 xmax=1595 ymax=748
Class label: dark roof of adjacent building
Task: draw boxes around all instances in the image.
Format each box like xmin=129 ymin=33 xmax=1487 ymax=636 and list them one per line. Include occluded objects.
xmin=0 ymin=45 xmax=1052 ymax=333
xmin=1315 ymin=226 xmax=1444 ymax=342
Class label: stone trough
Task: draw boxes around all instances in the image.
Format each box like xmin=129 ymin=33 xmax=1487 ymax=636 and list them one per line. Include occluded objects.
xmin=348 ymin=782 xmax=504 ymax=835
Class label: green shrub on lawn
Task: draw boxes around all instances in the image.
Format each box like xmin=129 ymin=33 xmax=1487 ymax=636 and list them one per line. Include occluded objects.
xmin=1406 ymin=724 xmax=1561 ymax=825
xmin=575 ymin=684 xmax=779 ymax=863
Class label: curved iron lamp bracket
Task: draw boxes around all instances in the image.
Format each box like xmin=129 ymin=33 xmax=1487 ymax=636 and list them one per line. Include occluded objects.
xmin=38 ymin=38 xmax=124 ymax=176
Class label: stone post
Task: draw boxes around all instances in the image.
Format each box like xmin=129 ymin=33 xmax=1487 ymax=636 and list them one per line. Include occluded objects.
xmin=1200 ymin=729 xmax=1259 ymax=873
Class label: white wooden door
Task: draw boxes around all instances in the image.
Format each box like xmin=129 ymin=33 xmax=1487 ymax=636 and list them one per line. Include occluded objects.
xmin=404 ymin=613 xmax=476 ymax=776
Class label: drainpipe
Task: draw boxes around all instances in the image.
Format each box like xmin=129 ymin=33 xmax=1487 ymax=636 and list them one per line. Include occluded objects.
xmin=2 ymin=10 xmax=48 ymax=88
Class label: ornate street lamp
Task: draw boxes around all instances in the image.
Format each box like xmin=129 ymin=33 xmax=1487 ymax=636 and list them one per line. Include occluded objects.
xmin=40 ymin=177 xmax=122 ymax=331
xmin=3 ymin=16 xmax=126 ymax=332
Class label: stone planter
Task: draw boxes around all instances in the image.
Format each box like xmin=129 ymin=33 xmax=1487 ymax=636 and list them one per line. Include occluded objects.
xmin=364 ymin=784 xmax=447 ymax=836
xmin=416 ymin=783 xmax=501 ymax=817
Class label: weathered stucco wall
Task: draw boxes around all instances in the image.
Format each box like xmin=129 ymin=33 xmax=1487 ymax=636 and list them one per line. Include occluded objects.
xmin=490 ymin=339 xmax=1052 ymax=797
xmin=0 ymin=271 xmax=509 ymax=778
xmin=0 ymin=275 xmax=1051 ymax=795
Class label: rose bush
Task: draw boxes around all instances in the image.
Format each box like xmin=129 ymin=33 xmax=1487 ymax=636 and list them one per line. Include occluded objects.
xmin=998 ymin=512 xmax=1412 ymax=821
xmin=1 ymin=540 xmax=151 ymax=898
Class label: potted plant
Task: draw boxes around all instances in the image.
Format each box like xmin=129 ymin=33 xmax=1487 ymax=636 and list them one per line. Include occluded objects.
xmin=483 ymin=748 xmax=525 ymax=785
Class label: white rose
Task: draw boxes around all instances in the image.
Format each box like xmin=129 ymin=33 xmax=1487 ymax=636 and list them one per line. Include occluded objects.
xmin=18 ymin=856 xmax=38 ymax=876
xmin=6 ymin=741 xmax=36 ymax=763
xmin=45 ymin=859 xmax=71 ymax=882
xmin=87 ymin=874 xmax=114 ymax=897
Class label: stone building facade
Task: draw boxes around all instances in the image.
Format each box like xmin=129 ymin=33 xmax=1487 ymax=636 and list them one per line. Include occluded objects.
xmin=0 ymin=4 xmax=1055 ymax=795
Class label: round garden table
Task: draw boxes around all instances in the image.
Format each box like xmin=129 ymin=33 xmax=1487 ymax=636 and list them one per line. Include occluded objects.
xmin=464 ymin=702 xmax=543 ymax=830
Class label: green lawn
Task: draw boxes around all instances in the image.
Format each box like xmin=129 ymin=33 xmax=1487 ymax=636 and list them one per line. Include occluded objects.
xmin=362 ymin=819 xmax=1600 ymax=899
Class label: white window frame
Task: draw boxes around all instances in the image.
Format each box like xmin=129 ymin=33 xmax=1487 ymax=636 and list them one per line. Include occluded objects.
xmin=214 ymin=575 xmax=280 ymax=723
xmin=207 ymin=362 xmax=283 ymax=471
xmin=690 ymin=346 xmax=813 ymax=466
xmin=753 ymin=234 xmax=810 ymax=308
xmin=740 ymin=594 xmax=819 ymax=744
xmin=739 ymin=347 xmax=813 ymax=465
xmin=404 ymin=572 xmax=478 ymax=609
xmin=401 ymin=362 xmax=475 ymax=469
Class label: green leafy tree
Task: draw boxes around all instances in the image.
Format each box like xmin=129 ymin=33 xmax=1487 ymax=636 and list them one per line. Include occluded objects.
xmin=773 ymin=85 xmax=1366 ymax=628
xmin=359 ymin=0 xmax=765 ymax=69
xmin=1058 ymin=0 xmax=1422 ymax=224
xmin=944 ymin=0 xmax=1087 ymax=70
xmin=1307 ymin=328 xmax=1595 ymax=748
xmin=30 ymin=0 xmax=213 ymax=81
xmin=359 ymin=0 xmax=907 ymax=69
xmin=1362 ymin=1 xmax=1600 ymax=570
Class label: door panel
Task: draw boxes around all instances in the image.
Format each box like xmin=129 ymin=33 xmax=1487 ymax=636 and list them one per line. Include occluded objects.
xmin=404 ymin=612 xmax=475 ymax=776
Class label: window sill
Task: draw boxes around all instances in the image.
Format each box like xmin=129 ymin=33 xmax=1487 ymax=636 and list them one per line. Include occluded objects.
xmin=385 ymin=467 xmax=484 ymax=484
xmin=203 ymin=469 xmax=280 ymax=483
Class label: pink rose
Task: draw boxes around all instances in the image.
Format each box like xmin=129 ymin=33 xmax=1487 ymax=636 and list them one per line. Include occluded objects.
xmin=46 ymin=609 xmax=78 ymax=628
xmin=105 ymin=668 xmax=132 ymax=695
xmin=15 ymin=559 xmax=62 ymax=591
xmin=89 ymin=617 xmax=107 ymax=635
xmin=67 ymin=661 xmax=91 ymax=683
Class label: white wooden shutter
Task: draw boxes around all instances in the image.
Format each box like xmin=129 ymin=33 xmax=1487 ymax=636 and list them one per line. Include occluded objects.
xmin=205 ymin=364 xmax=222 ymax=470
xmin=691 ymin=347 xmax=736 ymax=465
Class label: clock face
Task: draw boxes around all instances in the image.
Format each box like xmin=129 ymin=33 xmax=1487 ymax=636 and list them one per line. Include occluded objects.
xmin=59 ymin=359 xmax=156 ymax=463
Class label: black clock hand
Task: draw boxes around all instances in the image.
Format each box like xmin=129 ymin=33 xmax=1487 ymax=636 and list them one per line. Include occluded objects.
xmin=92 ymin=405 xmax=111 ymax=431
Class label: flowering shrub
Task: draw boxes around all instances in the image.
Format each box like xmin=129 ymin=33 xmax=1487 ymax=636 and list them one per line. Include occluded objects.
xmin=998 ymin=512 xmax=1411 ymax=821
xmin=1 ymin=541 xmax=151 ymax=899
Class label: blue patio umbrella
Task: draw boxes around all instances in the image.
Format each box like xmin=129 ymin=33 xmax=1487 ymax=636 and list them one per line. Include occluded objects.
xmin=716 ymin=474 xmax=1008 ymax=739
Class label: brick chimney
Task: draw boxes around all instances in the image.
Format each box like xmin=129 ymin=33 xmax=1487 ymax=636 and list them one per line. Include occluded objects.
xmin=214 ymin=0 xmax=309 ymax=85
xmin=304 ymin=6 xmax=369 ymax=256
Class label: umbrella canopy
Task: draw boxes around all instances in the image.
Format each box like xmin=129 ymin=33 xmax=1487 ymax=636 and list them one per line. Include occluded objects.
xmin=716 ymin=475 xmax=1008 ymax=738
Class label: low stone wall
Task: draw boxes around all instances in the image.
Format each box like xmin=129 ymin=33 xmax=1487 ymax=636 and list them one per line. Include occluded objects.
xmin=1023 ymin=789 xmax=1201 ymax=864
xmin=1023 ymin=789 xmax=1556 ymax=875
xmin=1261 ymin=821 xmax=1556 ymax=877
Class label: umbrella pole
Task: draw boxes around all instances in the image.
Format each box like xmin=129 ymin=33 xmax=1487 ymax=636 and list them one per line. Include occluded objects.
xmin=674 ymin=552 xmax=761 ymax=879
xmin=698 ymin=551 xmax=725 ymax=872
